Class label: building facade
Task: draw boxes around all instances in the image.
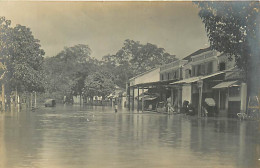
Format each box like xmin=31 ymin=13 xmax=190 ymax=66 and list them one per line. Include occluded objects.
xmin=127 ymin=47 xmax=247 ymax=117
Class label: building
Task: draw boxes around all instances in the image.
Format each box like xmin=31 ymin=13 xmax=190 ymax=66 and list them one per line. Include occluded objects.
xmin=170 ymin=48 xmax=247 ymax=117
xmin=127 ymin=47 xmax=247 ymax=117
xmin=159 ymin=60 xmax=188 ymax=112
xmin=127 ymin=67 xmax=161 ymax=111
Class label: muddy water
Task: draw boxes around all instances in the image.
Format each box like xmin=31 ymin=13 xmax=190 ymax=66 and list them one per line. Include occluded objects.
xmin=0 ymin=105 xmax=259 ymax=168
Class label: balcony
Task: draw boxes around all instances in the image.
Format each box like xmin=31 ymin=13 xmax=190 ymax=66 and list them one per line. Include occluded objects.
xmin=160 ymin=60 xmax=187 ymax=72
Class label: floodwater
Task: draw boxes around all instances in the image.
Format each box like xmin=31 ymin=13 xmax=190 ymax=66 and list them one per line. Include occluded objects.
xmin=0 ymin=105 xmax=259 ymax=168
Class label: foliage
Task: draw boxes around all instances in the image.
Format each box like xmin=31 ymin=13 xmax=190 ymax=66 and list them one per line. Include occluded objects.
xmin=0 ymin=16 xmax=45 ymax=93
xmin=102 ymin=39 xmax=177 ymax=88
xmin=83 ymin=70 xmax=115 ymax=98
xmin=196 ymin=2 xmax=260 ymax=95
xmin=43 ymin=44 xmax=93 ymax=99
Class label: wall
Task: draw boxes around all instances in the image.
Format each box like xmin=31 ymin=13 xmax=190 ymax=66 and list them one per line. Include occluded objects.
xmin=134 ymin=68 xmax=160 ymax=85
xmin=217 ymin=54 xmax=236 ymax=70
xmin=182 ymin=85 xmax=192 ymax=103
xmin=240 ymin=83 xmax=247 ymax=112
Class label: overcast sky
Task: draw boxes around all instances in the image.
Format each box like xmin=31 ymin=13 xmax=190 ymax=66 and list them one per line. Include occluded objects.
xmin=0 ymin=1 xmax=210 ymax=59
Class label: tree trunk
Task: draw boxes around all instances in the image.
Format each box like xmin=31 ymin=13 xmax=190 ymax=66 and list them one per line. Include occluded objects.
xmin=34 ymin=92 xmax=37 ymax=109
xmin=14 ymin=87 xmax=18 ymax=106
xmin=30 ymin=93 xmax=33 ymax=108
xmin=2 ymin=83 xmax=5 ymax=112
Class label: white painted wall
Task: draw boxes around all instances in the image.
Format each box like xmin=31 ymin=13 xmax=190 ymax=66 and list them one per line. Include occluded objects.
xmin=182 ymin=85 xmax=192 ymax=103
xmin=134 ymin=68 xmax=160 ymax=85
xmin=129 ymin=68 xmax=160 ymax=87
xmin=240 ymin=83 xmax=247 ymax=112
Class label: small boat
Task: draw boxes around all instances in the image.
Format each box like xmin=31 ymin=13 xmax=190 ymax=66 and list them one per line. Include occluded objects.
xmin=44 ymin=99 xmax=56 ymax=107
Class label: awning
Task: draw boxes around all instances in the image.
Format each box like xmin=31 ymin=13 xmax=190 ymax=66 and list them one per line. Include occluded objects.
xmin=170 ymin=71 xmax=225 ymax=85
xmin=170 ymin=76 xmax=201 ymax=85
xmin=201 ymin=71 xmax=225 ymax=80
xmin=212 ymin=81 xmax=238 ymax=89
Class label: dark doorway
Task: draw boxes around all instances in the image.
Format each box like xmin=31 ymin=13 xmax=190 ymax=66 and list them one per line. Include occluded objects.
xmin=228 ymin=101 xmax=240 ymax=118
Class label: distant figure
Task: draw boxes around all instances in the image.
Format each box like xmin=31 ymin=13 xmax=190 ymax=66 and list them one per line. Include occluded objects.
xmin=187 ymin=103 xmax=195 ymax=116
xmin=182 ymin=100 xmax=189 ymax=114
xmin=167 ymin=101 xmax=174 ymax=115
xmin=114 ymin=100 xmax=118 ymax=113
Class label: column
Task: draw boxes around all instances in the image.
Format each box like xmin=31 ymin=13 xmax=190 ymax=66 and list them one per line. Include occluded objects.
xmin=137 ymin=87 xmax=139 ymax=112
xmin=171 ymin=88 xmax=174 ymax=106
xmin=142 ymin=88 xmax=144 ymax=112
xmin=132 ymin=87 xmax=134 ymax=111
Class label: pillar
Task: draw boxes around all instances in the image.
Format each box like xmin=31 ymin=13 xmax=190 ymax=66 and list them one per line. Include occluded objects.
xmin=240 ymin=83 xmax=247 ymax=113
xmin=137 ymin=87 xmax=139 ymax=111
xmin=142 ymin=88 xmax=144 ymax=112
xmin=34 ymin=92 xmax=37 ymax=108
xmin=132 ymin=87 xmax=134 ymax=111
xmin=127 ymin=84 xmax=130 ymax=110
xmin=30 ymin=93 xmax=33 ymax=108
xmin=218 ymin=90 xmax=221 ymax=110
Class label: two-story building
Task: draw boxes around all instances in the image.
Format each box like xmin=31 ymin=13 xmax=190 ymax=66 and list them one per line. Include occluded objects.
xmin=170 ymin=47 xmax=247 ymax=117
xmin=159 ymin=60 xmax=188 ymax=111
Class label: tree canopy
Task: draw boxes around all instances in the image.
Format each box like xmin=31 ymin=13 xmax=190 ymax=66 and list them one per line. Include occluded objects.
xmin=0 ymin=16 xmax=45 ymax=94
xmin=43 ymin=44 xmax=94 ymax=100
xmin=103 ymin=39 xmax=177 ymax=88
xmin=196 ymin=1 xmax=260 ymax=95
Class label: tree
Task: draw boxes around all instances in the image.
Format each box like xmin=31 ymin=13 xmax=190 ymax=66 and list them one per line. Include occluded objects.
xmin=0 ymin=17 xmax=45 ymax=108
xmin=196 ymin=2 xmax=260 ymax=96
xmin=102 ymin=39 xmax=177 ymax=88
xmin=83 ymin=70 xmax=115 ymax=99
xmin=43 ymin=44 xmax=94 ymax=101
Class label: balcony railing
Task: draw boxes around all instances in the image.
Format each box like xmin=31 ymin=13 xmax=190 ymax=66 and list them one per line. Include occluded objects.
xmin=160 ymin=60 xmax=187 ymax=72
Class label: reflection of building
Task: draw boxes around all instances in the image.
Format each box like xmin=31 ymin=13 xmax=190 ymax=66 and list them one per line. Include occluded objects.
xmin=127 ymin=47 xmax=247 ymax=117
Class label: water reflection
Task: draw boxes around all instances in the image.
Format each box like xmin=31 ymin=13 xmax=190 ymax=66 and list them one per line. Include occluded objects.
xmin=0 ymin=105 xmax=259 ymax=168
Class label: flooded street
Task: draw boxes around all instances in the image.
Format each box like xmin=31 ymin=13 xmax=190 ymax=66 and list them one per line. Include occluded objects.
xmin=0 ymin=105 xmax=260 ymax=168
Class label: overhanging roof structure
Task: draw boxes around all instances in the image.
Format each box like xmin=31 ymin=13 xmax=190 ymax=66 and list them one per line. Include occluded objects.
xmin=130 ymin=79 xmax=178 ymax=88
xmin=170 ymin=71 xmax=225 ymax=85
xmin=212 ymin=81 xmax=238 ymax=89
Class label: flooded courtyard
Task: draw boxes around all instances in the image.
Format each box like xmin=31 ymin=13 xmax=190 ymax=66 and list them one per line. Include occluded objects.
xmin=0 ymin=105 xmax=259 ymax=168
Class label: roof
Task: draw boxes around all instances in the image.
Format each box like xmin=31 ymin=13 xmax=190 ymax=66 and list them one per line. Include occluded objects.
xmin=129 ymin=67 xmax=160 ymax=81
xmin=170 ymin=71 xmax=225 ymax=85
xmin=183 ymin=47 xmax=212 ymax=61
xmin=171 ymin=76 xmax=201 ymax=85
xmin=201 ymin=71 xmax=225 ymax=80
xmin=131 ymin=79 xmax=178 ymax=88
xmin=212 ymin=81 xmax=238 ymax=89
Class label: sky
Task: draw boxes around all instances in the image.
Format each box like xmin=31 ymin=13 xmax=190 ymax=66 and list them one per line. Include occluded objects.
xmin=0 ymin=1 xmax=210 ymax=60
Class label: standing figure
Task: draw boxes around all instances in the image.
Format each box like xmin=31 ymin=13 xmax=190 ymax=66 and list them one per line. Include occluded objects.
xmin=114 ymin=99 xmax=118 ymax=113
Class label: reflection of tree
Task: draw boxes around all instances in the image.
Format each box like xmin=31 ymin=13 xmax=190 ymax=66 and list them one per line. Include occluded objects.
xmin=2 ymin=111 xmax=44 ymax=168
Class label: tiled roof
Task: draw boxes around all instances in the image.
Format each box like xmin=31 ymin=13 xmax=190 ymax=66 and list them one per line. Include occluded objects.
xmin=183 ymin=47 xmax=212 ymax=61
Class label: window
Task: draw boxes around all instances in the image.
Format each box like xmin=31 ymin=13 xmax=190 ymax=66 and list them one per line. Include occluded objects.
xmin=219 ymin=62 xmax=226 ymax=71
xmin=197 ymin=65 xmax=201 ymax=75
xmin=197 ymin=64 xmax=205 ymax=75
xmin=207 ymin=62 xmax=213 ymax=74
xmin=192 ymin=66 xmax=195 ymax=77
xmin=161 ymin=74 xmax=164 ymax=81
xmin=229 ymin=87 xmax=240 ymax=97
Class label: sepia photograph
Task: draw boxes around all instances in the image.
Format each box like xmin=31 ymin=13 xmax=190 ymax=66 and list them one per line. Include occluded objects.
xmin=0 ymin=0 xmax=259 ymax=168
